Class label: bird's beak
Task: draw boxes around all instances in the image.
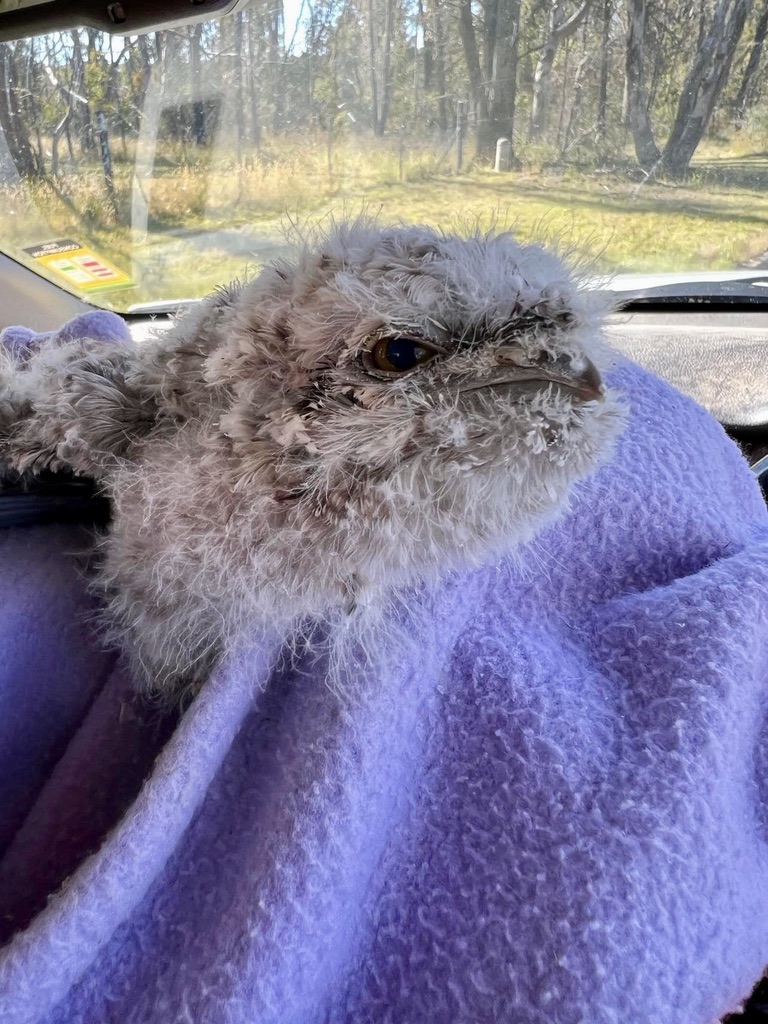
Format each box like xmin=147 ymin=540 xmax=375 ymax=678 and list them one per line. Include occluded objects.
xmin=459 ymin=354 xmax=605 ymax=403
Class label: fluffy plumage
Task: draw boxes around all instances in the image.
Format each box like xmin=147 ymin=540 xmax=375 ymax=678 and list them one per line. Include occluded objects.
xmin=0 ymin=223 xmax=625 ymax=690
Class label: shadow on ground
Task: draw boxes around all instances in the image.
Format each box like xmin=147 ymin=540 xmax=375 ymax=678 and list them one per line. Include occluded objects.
xmin=692 ymin=155 xmax=768 ymax=191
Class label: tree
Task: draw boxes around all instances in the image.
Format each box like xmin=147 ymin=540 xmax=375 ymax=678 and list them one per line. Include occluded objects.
xmin=70 ymin=30 xmax=95 ymax=152
xmin=732 ymin=0 xmax=768 ymax=124
xmin=268 ymin=0 xmax=286 ymax=133
xmin=0 ymin=43 xmax=41 ymax=178
xmin=0 ymin=0 xmax=761 ymax=189
xmin=596 ymin=0 xmax=612 ymax=141
xmin=623 ymin=0 xmax=751 ymax=176
xmin=367 ymin=0 xmax=395 ymax=135
xmin=457 ymin=0 xmax=521 ymax=161
xmin=624 ymin=0 xmax=662 ymax=168
xmin=484 ymin=0 xmax=522 ymax=158
xmin=662 ymin=0 xmax=752 ymax=175
xmin=457 ymin=0 xmax=489 ymax=150
xmin=529 ymin=0 xmax=591 ymax=140
xmin=422 ymin=0 xmax=450 ymax=132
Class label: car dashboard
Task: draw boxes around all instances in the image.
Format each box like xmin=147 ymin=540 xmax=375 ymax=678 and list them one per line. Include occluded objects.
xmin=604 ymin=309 xmax=768 ymax=501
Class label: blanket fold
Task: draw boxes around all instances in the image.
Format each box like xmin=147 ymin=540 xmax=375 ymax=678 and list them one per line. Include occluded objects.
xmin=0 ymin=313 xmax=767 ymax=1024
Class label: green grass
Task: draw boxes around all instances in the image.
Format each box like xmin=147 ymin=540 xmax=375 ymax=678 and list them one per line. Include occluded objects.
xmin=4 ymin=135 xmax=768 ymax=311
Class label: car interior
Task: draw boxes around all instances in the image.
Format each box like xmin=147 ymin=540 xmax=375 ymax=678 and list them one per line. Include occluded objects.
xmin=2 ymin=0 xmax=768 ymax=1020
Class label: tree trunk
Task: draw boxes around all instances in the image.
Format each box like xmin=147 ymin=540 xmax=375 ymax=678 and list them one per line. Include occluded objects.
xmin=234 ymin=13 xmax=245 ymax=161
xmin=529 ymin=10 xmax=559 ymax=139
xmin=136 ymin=33 xmax=154 ymax=114
xmin=529 ymin=0 xmax=590 ymax=140
xmin=662 ymin=0 xmax=752 ymax=176
xmin=247 ymin=12 xmax=262 ymax=148
xmin=562 ymin=44 xmax=589 ymax=154
xmin=429 ymin=0 xmax=449 ymax=133
xmin=378 ymin=0 xmax=394 ymax=134
xmin=70 ymin=30 xmax=95 ymax=153
xmin=190 ymin=23 xmax=205 ymax=145
xmin=368 ymin=0 xmax=395 ymax=136
xmin=269 ymin=2 xmax=284 ymax=133
xmin=457 ymin=0 xmax=490 ymax=155
xmin=20 ymin=41 xmax=45 ymax=174
xmin=484 ymin=0 xmax=521 ymax=158
xmin=596 ymin=0 xmax=612 ymax=140
xmin=463 ymin=0 xmax=522 ymax=161
xmin=0 ymin=43 xmax=41 ymax=179
xmin=624 ymin=0 xmax=661 ymax=169
xmin=368 ymin=0 xmax=381 ymax=133
xmin=733 ymin=0 xmax=768 ymax=124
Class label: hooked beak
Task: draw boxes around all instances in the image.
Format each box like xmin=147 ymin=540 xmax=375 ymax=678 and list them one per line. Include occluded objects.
xmin=459 ymin=353 xmax=604 ymax=403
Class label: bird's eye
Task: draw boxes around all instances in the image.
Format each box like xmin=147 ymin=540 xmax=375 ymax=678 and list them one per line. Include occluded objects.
xmin=369 ymin=337 xmax=436 ymax=374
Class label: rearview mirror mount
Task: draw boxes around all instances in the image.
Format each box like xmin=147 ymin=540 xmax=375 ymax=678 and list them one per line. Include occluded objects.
xmin=0 ymin=0 xmax=252 ymax=43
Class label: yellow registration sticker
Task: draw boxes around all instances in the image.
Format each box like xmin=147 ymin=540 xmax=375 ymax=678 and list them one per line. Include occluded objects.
xmin=23 ymin=239 xmax=133 ymax=292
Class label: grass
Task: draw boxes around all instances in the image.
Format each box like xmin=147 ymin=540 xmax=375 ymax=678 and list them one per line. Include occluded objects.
xmin=4 ymin=133 xmax=768 ymax=311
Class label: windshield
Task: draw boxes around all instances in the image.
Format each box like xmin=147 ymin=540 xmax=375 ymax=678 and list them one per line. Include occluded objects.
xmin=1 ymin=1 xmax=767 ymax=312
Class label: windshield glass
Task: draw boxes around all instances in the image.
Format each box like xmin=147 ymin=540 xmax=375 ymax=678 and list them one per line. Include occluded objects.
xmin=1 ymin=1 xmax=767 ymax=312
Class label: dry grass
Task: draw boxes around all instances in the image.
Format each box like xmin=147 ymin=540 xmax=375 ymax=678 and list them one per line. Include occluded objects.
xmin=3 ymin=134 xmax=768 ymax=310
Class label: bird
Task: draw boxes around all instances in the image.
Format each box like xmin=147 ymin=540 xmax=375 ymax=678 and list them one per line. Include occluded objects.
xmin=0 ymin=221 xmax=625 ymax=693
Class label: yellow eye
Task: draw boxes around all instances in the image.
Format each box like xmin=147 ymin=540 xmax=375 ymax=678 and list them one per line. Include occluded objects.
xmin=370 ymin=337 xmax=435 ymax=373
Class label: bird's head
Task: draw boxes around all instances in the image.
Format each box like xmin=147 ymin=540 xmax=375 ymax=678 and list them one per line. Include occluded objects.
xmin=203 ymin=223 xmax=625 ymax=585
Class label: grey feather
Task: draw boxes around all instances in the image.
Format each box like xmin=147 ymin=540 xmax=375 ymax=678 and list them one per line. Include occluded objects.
xmin=0 ymin=222 xmax=626 ymax=692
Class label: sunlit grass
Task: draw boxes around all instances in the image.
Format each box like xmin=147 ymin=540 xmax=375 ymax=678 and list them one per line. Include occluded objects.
xmin=3 ymin=133 xmax=768 ymax=310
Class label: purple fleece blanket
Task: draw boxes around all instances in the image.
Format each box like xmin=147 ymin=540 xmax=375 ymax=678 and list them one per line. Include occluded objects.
xmin=1 ymin=310 xmax=768 ymax=1024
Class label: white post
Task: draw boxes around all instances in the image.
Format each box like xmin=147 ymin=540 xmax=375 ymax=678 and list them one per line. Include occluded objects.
xmin=494 ymin=137 xmax=512 ymax=172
